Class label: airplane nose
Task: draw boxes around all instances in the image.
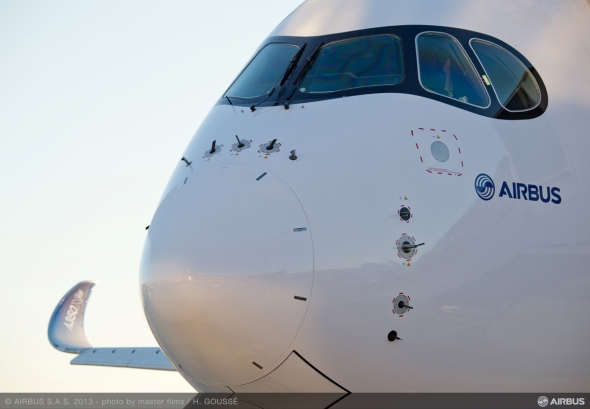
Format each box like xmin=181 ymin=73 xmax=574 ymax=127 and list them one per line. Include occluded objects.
xmin=140 ymin=163 xmax=313 ymax=387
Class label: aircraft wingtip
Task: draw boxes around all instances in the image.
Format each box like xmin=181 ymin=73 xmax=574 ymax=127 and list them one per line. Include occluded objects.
xmin=48 ymin=281 xmax=96 ymax=354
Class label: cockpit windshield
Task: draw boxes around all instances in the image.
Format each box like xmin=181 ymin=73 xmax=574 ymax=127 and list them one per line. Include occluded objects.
xmin=470 ymin=39 xmax=540 ymax=111
xmin=299 ymin=35 xmax=404 ymax=93
xmin=218 ymin=25 xmax=546 ymax=120
xmin=417 ymin=32 xmax=490 ymax=108
xmin=225 ymin=43 xmax=299 ymax=99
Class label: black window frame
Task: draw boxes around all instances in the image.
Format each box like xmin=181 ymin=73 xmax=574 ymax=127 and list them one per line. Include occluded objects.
xmin=217 ymin=25 xmax=548 ymax=120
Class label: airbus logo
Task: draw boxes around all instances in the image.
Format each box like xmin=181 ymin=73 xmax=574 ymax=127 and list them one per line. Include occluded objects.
xmin=537 ymin=396 xmax=585 ymax=406
xmin=475 ymin=173 xmax=561 ymax=204
xmin=475 ymin=173 xmax=495 ymax=201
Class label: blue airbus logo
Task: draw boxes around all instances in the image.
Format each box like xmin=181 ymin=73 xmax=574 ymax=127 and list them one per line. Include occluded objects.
xmin=474 ymin=173 xmax=495 ymax=201
xmin=474 ymin=174 xmax=561 ymax=204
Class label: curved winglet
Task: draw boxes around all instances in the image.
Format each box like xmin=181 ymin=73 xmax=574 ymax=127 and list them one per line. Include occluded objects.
xmin=48 ymin=281 xmax=96 ymax=353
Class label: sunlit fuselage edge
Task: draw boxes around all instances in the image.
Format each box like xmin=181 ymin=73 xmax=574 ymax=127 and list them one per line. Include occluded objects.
xmin=140 ymin=0 xmax=590 ymax=392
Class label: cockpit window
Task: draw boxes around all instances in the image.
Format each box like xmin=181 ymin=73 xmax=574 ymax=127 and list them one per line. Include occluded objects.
xmin=470 ymin=39 xmax=540 ymax=111
xmin=417 ymin=32 xmax=490 ymax=108
xmin=218 ymin=26 xmax=548 ymax=120
xmin=299 ymin=35 xmax=404 ymax=93
xmin=225 ymin=43 xmax=299 ymax=99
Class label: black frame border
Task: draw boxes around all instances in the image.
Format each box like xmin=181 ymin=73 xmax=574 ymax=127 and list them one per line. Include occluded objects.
xmin=218 ymin=25 xmax=548 ymax=121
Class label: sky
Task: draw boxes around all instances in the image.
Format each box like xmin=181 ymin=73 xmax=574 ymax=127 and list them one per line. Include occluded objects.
xmin=0 ymin=0 xmax=304 ymax=393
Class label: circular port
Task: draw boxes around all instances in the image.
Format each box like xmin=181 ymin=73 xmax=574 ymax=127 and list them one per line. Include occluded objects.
xmin=399 ymin=207 xmax=411 ymax=221
xmin=431 ymin=141 xmax=449 ymax=162
xmin=392 ymin=294 xmax=411 ymax=315
xmin=231 ymin=139 xmax=251 ymax=152
xmin=396 ymin=235 xmax=417 ymax=259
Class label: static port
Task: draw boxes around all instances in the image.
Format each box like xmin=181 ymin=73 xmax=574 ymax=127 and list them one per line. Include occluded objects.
xmin=401 ymin=241 xmax=412 ymax=253
xmin=400 ymin=207 xmax=411 ymax=221
xmin=396 ymin=235 xmax=418 ymax=260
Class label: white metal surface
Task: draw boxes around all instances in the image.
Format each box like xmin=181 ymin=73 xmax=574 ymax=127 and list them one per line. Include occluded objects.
xmin=142 ymin=163 xmax=313 ymax=385
xmin=140 ymin=0 xmax=590 ymax=392
xmin=48 ymin=0 xmax=590 ymax=393
xmin=230 ymin=352 xmax=346 ymax=393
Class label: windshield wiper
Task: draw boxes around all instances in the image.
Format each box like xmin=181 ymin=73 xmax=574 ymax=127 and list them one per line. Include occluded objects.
xmin=229 ymin=44 xmax=309 ymax=111
xmin=224 ymin=95 xmax=254 ymax=101
xmin=225 ymin=89 xmax=276 ymax=112
xmin=282 ymin=42 xmax=324 ymax=108
xmin=250 ymin=87 xmax=275 ymax=112
xmin=279 ymin=43 xmax=307 ymax=86
xmin=293 ymin=42 xmax=324 ymax=87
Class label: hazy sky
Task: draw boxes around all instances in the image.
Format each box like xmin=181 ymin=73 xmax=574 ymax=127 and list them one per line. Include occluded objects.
xmin=0 ymin=0 xmax=304 ymax=392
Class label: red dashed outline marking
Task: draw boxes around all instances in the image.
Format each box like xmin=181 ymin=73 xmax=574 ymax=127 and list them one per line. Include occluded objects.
xmin=411 ymin=127 xmax=464 ymax=176
xmin=392 ymin=292 xmax=411 ymax=317
xmin=258 ymin=141 xmax=281 ymax=155
xmin=230 ymin=139 xmax=253 ymax=154
xmin=202 ymin=144 xmax=224 ymax=160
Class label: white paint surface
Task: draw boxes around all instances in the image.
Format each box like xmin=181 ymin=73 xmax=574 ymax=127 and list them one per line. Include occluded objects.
xmin=0 ymin=0 xmax=304 ymax=392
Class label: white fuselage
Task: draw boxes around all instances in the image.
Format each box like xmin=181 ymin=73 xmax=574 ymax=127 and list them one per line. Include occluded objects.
xmin=140 ymin=0 xmax=590 ymax=392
